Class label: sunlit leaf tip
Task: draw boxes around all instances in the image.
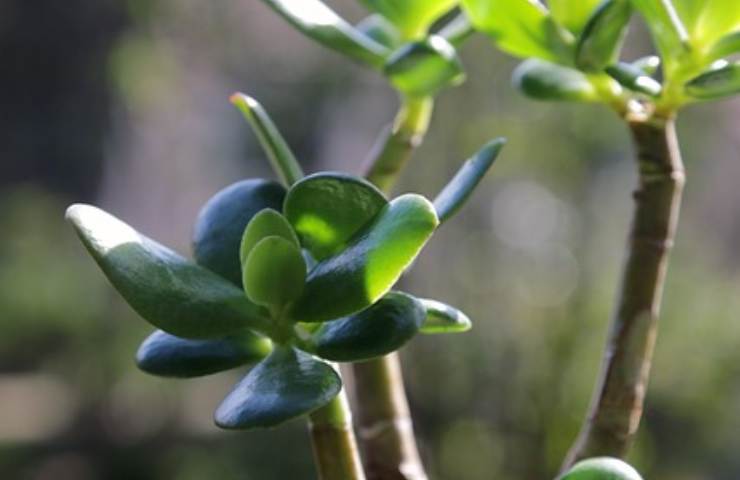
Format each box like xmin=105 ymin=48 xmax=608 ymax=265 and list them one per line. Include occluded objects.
xmin=418 ymin=298 xmax=472 ymax=334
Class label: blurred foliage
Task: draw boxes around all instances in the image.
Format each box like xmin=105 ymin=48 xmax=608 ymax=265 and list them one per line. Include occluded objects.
xmin=2 ymin=1 xmax=740 ymax=479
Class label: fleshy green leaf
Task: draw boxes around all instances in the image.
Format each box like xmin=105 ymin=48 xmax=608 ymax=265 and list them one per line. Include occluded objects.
xmin=630 ymin=0 xmax=688 ymax=67
xmin=419 ymin=298 xmax=472 ymax=334
xmin=685 ymin=61 xmax=740 ymax=100
xmin=290 ymin=194 xmax=439 ymax=322
xmin=548 ymin=0 xmax=603 ymax=34
xmin=243 ymin=236 xmax=306 ymax=307
xmin=434 ymin=138 xmax=505 ymax=224
xmin=239 ymin=209 xmax=299 ymax=264
xmin=215 ymin=346 xmax=341 ymax=429
xmin=674 ymin=0 xmax=740 ymax=49
xmin=359 ymin=0 xmax=457 ymax=39
xmin=384 ymin=35 xmax=466 ymax=98
xmin=67 ymin=204 xmax=269 ymax=339
xmin=576 ymin=0 xmax=632 ymax=72
xmin=513 ymin=58 xmax=597 ymax=101
xmin=308 ymin=291 xmax=424 ymax=362
xmin=558 ymin=457 xmax=643 ymax=480
xmin=136 ymin=329 xmax=272 ymax=378
xmin=193 ymin=179 xmax=286 ymax=287
xmin=461 ymin=0 xmax=574 ymax=62
xmin=259 ymin=0 xmax=389 ymax=69
xmin=230 ymin=94 xmax=304 ymax=186
xmin=707 ymin=30 xmax=740 ymax=62
xmin=355 ymin=14 xmax=402 ymax=50
xmin=630 ymin=55 xmax=661 ymax=75
xmin=284 ymin=173 xmax=388 ymax=261
xmin=606 ymin=62 xmax=663 ymax=96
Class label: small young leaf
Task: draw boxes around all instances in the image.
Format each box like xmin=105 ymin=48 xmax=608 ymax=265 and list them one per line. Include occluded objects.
xmin=630 ymin=55 xmax=660 ymax=75
xmin=434 ymin=138 xmax=505 ymax=224
xmin=240 ymin=209 xmax=299 ymax=264
xmin=359 ymin=0 xmax=457 ymax=39
xmin=605 ymin=62 xmax=663 ymax=96
xmin=290 ymin=194 xmax=439 ymax=323
xmin=230 ymin=94 xmax=304 ymax=186
xmin=215 ymin=346 xmax=341 ymax=429
xmin=243 ymin=236 xmax=306 ymax=307
xmin=308 ymin=291 xmax=424 ymax=362
xmin=384 ymin=35 xmax=466 ymax=98
xmin=355 ymin=14 xmax=401 ymax=50
xmin=418 ymin=298 xmax=472 ymax=334
xmin=284 ymin=173 xmax=388 ymax=261
xmin=136 ymin=330 xmax=272 ymax=378
xmin=576 ymin=0 xmax=632 ymax=72
xmin=513 ymin=59 xmax=597 ymax=102
xmin=67 ymin=204 xmax=269 ymax=339
xmin=685 ymin=62 xmax=740 ymax=100
xmin=193 ymin=179 xmax=286 ymax=287
xmin=558 ymin=457 xmax=643 ymax=480
xmin=259 ymin=0 xmax=389 ymax=69
xmin=548 ymin=0 xmax=603 ymax=34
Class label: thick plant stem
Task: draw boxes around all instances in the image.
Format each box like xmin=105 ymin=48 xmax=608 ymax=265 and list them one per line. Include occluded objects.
xmin=562 ymin=115 xmax=685 ymax=470
xmin=349 ymin=95 xmax=433 ymax=480
xmin=308 ymin=389 xmax=366 ymax=480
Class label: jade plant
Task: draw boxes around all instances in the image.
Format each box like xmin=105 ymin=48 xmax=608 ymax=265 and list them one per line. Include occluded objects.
xmin=462 ymin=0 xmax=740 ymax=473
xmin=67 ymin=93 xmax=504 ymax=479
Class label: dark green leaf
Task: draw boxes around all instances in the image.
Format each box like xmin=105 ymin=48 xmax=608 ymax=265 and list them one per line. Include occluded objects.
xmin=513 ymin=59 xmax=597 ymax=102
xmin=419 ymin=298 xmax=472 ymax=334
xmin=559 ymin=457 xmax=643 ymax=480
xmin=355 ymin=14 xmax=401 ymax=50
xmin=214 ymin=346 xmax=341 ymax=429
xmin=259 ymin=0 xmax=389 ymax=69
xmin=576 ymin=0 xmax=632 ymax=72
xmin=67 ymin=204 xmax=269 ymax=339
xmin=136 ymin=329 xmax=272 ymax=378
xmin=434 ymin=138 xmax=505 ymax=224
xmin=284 ymin=173 xmax=388 ymax=261
xmin=193 ymin=179 xmax=286 ymax=287
xmin=685 ymin=62 xmax=740 ymax=100
xmin=290 ymin=194 xmax=439 ymax=323
xmin=605 ymin=62 xmax=662 ymax=96
xmin=230 ymin=94 xmax=304 ymax=186
xmin=243 ymin=236 xmax=306 ymax=307
xmin=308 ymin=291 xmax=424 ymax=361
xmin=384 ymin=35 xmax=466 ymax=98
xmin=239 ymin=209 xmax=298 ymax=264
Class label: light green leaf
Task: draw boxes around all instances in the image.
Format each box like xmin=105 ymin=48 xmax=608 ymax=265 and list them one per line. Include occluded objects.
xmin=230 ymin=94 xmax=304 ymax=186
xmin=558 ymin=457 xmax=643 ymax=480
xmin=384 ymin=35 xmax=466 ymax=98
xmin=630 ymin=0 xmax=688 ymax=67
xmin=240 ymin=209 xmax=298 ymax=264
xmin=308 ymin=291 xmax=424 ymax=362
xmin=215 ymin=346 xmax=341 ymax=429
xmin=193 ymin=179 xmax=286 ymax=287
xmin=549 ymin=0 xmax=603 ymax=34
xmin=707 ymin=30 xmax=740 ymax=61
xmin=67 ymin=204 xmax=269 ymax=339
xmin=576 ymin=0 xmax=632 ymax=72
xmin=418 ymin=298 xmax=472 ymax=334
xmin=513 ymin=58 xmax=598 ymax=101
xmin=674 ymin=0 xmax=740 ymax=49
xmin=284 ymin=173 xmax=388 ymax=261
xmin=360 ymin=0 xmax=457 ymax=39
xmin=685 ymin=61 xmax=740 ymax=100
xmin=259 ymin=0 xmax=389 ymax=69
xmin=136 ymin=330 xmax=272 ymax=378
xmin=290 ymin=194 xmax=439 ymax=322
xmin=434 ymin=138 xmax=505 ymax=224
xmin=243 ymin=236 xmax=306 ymax=307
xmin=606 ymin=62 xmax=663 ymax=96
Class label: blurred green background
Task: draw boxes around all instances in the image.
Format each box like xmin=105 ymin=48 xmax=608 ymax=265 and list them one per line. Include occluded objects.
xmin=2 ymin=1 xmax=740 ymax=479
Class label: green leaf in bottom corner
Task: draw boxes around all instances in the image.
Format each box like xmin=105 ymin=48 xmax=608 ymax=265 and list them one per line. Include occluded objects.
xmin=513 ymin=59 xmax=597 ymax=102
xmin=418 ymin=298 xmax=472 ymax=334
xmin=685 ymin=62 xmax=740 ymax=100
xmin=558 ymin=457 xmax=643 ymax=480
xmin=67 ymin=204 xmax=268 ymax=339
xmin=136 ymin=329 xmax=272 ymax=378
xmin=308 ymin=291 xmax=425 ymax=362
xmin=214 ymin=346 xmax=341 ymax=429
xmin=243 ymin=236 xmax=306 ymax=307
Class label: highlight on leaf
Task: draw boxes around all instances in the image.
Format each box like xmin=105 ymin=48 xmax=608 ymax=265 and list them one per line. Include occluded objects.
xmin=242 ymin=236 xmax=306 ymax=308
xmin=418 ymin=298 xmax=472 ymax=334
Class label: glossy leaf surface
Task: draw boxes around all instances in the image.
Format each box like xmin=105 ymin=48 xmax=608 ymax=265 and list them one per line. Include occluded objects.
xmin=419 ymin=298 xmax=472 ymax=334
xmin=513 ymin=59 xmax=597 ymax=101
xmin=359 ymin=0 xmax=457 ymax=39
xmin=243 ymin=236 xmax=306 ymax=307
xmin=259 ymin=0 xmax=389 ymax=68
xmin=685 ymin=62 xmax=740 ymax=100
xmin=434 ymin=138 xmax=505 ymax=224
xmin=385 ymin=35 xmax=465 ymax=98
xmin=284 ymin=173 xmax=387 ymax=261
xmin=193 ymin=179 xmax=286 ymax=287
xmin=309 ymin=291 xmax=424 ymax=361
xmin=559 ymin=457 xmax=643 ymax=480
xmin=239 ymin=209 xmax=298 ymax=264
xmin=290 ymin=194 xmax=439 ymax=322
xmin=136 ymin=330 xmax=272 ymax=378
xmin=605 ymin=62 xmax=662 ymax=96
xmin=215 ymin=346 xmax=341 ymax=429
xmin=575 ymin=0 xmax=632 ymax=72
xmin=67 ymin=204 xmax=268 ymax=339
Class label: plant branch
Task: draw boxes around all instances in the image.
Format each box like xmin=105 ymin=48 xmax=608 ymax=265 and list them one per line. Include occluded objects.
xmin=561 ymin=115 xmax=685 ymax=470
